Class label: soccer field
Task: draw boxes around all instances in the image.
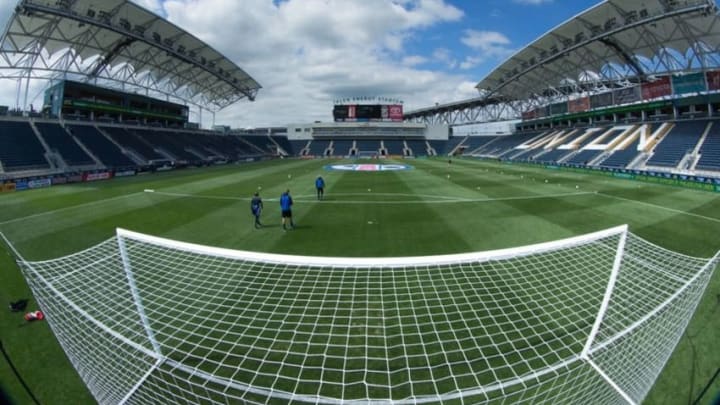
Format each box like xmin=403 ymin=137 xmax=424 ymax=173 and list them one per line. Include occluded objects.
xmin=1 ymin=157 xmax=719 ymax=404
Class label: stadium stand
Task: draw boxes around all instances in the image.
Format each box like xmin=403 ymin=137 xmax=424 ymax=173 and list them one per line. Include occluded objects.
xmin=355 ymin=139 xmax=380 ymax=154
xmin=331 ymin=140 xmax=354 ymax=156
xmin=464 ymin=136 xmax=501 ymax=154
xmin=535 ymin=148 xmax=574 ymax=164
xmin=307 ymin=140 xmax=330 ymax=156
xmin=696 ymin=122 xmax=720 ymax=171
xmin=428 ymin=140 xmax=446 ymax=155
xmin=101 ymin=126 xmax=167 ymax=163
xmin=383 ymin=140 xmax=405 ymax=155
xmin=35 ymin=122 xmax=95 ymax=166
xmin=565 ymin=149 xmax=604 ymax=165
xmin=646 ymin=121 xmax=707 ymax=167
xmin=67 ymin=124 xmax=137 ymax=168
xmin=597 ymin=138 xmax=642 ymax=169
xmin=444 ymin=136 xmax=468 ymax=155
xmin=241 ymin=135 xmax=275 ymax=155
xmin=405 ymin=140 xmax=428 ymax=156
xmin=0 ymin=121 xmax=50 ymax=171
xmin=132 ymin=128 xmax=202 ymax=163
xmin=271 ymin=135 xmax=293 ymax=156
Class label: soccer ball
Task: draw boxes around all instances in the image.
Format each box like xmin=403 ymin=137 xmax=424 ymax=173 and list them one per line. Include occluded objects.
xmin=288 ymin=174 xmax=292 ymax=179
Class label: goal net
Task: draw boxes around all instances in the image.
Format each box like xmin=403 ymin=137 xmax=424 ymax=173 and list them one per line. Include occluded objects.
xmin=10 ymin=225 xmax=718 ymax=404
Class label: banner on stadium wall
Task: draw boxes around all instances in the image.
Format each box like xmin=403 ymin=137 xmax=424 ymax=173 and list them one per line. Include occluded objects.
xmin=672 ymin=72 xmax=706 ymax=95
xmin=568 ymin=97 xmax=590 ymax=113
xmin=67 ymin=174 xmax=83 ymax=183
xmin=52 ymin=176 xmax=68 ymax=185
xmin=114 ymin=170 xmax=136 ymax=177
xmin=535 ymin=107 xmax=547 ymax=118
xmin=387 ymin=105 xmax=403 ymax=121
xmin=1 ymin=182 xmax=15 ymax=192
xmin=15 ymin=179 xmax=28 ymax=191
xmin=28 ymin=178 xmax=52 ymax=189
xmin=590 ymin=92 xmax=613 ymax=109
xmin=614 ymin=86 xmax=641 ymax=105
xmin=83 ymin=172 xmax=112 ymax=182
xmin=549 ymin=102 xmax=568 ymax=115
xmin=641 ymin=76 xmax=672 ymax=100
xmin=706 ymin=71 xmax=720 ymax=91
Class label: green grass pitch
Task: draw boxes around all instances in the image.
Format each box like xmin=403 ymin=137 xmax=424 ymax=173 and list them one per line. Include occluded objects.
xmin=0 ymin=157 xmax=718 ymax=404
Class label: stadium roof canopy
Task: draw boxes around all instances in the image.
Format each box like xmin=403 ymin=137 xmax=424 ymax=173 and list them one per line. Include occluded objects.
xmin=0 ymin=0 xmax=261 ymax=111
xmin=476 ymin=0 xmax=720 ymax=102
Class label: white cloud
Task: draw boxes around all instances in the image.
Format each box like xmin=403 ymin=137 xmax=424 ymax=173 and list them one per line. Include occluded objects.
xmin=160 ymin=0 xmax=470 ymax=126
xmin=0 ymin=0 xmax=485 ymax=127
xmin=460 ymin=30 xmax=514 ymax=68
xmin=401 ymin=55 xmax=428 ymax=66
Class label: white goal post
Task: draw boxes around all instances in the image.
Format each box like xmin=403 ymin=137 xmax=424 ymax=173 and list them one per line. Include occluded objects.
xmin=7 ymin=225 xmax=719 ymax=404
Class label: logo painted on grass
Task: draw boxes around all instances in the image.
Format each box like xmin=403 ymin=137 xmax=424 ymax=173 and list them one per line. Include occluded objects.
xmin=325 ymin=164 xmax=413 ymax=172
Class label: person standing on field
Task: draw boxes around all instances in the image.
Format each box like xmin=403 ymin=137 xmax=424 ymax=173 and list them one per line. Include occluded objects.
xmin=250 ymin=192 xmax=263 ymax=228
xmin=315 ymin=176 xmax=325 ymax=200
xmin=280 ymin=189 xmax=295 ymax=230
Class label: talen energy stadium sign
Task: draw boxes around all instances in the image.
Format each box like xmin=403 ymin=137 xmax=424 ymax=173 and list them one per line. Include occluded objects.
xmin=325 ymin=164 xmax=413 ymax=172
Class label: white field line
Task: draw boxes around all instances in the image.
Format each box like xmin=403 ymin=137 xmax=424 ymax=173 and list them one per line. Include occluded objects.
xmin=146 ymin=190 xmax=594 ymax=204
xmin=597 ymin=192 xmax=720 ymax=224
xmin=0 ymin=192 xmax=143 ymax=226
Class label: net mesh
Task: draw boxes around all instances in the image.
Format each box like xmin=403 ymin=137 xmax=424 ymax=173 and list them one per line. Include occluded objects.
xmin=14 ymin=226 xmax=718 ymax=405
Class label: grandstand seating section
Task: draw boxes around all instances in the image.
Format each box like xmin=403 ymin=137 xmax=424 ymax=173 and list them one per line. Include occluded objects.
xmin=405 ymin=140 xmax=428 ymax=156
xmin=0 ymin=121 xmax=50 ymax=171
xmin=428 ymin=140 xmax=446 ymax=155
xmin=289 ymin=140 xmax=309 ymax=155
xmin=696 ymin=123 xmax=720 ymax=171
xmin=355 ymin=140 xmax=380 ymax=153
xmin=331 ymin=140 xmax=354 ymax=156
xmin=646 ymin=121 xmax=706 ymax=167
xmin=307 ymin=140 xmax=330 ymax=156
xmin=241 ymin=135 xmax=274 ymax=155
xmin=35 ymin=122 xmax=95 ymax=166
xmin=132 ymin=128 xmax=201 ymax=162
xmin=67 ymin=124 xmax=137 ymax=168
xmin=598 ymin=138 xmax=641 ymax=169
xmin=444 ymin=136 xmax=468 ymax=155
xmin=3 ymin=118 xmax=720 ymax=180
xmin=535 ymin=148 xmax=573 ymax=164
xmin=383 ymin=140 xmax=405 ymax=155
xmin=101 ymin=126 xmax=167 ymax=162
xmin=271 ymin=135 xmax=294 ymax=155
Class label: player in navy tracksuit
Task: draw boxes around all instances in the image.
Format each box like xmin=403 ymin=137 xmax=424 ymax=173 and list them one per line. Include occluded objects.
xmin=250 ymin=192 xmax=263 ymax=228
xmin=280 ymin=189 xmax=295 ymax=230
xmin=315 ymin=176 xmax=325 ymax=200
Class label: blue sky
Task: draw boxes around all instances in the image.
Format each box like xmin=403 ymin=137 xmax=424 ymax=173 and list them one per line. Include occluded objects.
xmin=0 ymin=0 xmax=604 ymax=127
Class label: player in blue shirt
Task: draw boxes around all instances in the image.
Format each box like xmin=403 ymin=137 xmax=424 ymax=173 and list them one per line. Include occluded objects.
xmin=250 ymin=192 xmax=263 ymax=228
xmin=280 ymin=189 xmax=295 ymax=230
xmin=315 ymin=176 xmax=325 ymax=200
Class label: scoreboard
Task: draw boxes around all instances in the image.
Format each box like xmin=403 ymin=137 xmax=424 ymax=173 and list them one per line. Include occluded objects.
xmin=333 ymin=104 xmax=403 ymax=122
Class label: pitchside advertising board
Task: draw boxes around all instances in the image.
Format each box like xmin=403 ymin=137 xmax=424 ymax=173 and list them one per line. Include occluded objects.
xmin=333 ymin=104 xmax=403 ymax=122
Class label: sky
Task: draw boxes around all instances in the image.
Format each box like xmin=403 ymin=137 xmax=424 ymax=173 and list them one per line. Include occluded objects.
xmin=0 ymin=0 xmax=603 ymax=128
